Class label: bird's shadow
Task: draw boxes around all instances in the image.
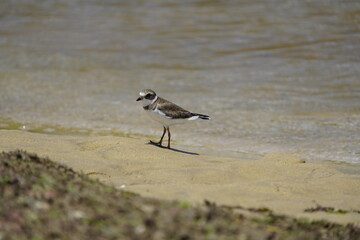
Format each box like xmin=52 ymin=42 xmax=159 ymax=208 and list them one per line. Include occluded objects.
xmin=147 ymin=141 xmax=199 ymax=156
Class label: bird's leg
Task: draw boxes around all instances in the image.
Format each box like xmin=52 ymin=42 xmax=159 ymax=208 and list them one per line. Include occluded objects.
xmin=166 ymin=127 xmax=171 ymax=149
xmin=151 ymin=127 xmax=166 ymax=146
xmin=159 ymin=126 xmax=167 ymax=146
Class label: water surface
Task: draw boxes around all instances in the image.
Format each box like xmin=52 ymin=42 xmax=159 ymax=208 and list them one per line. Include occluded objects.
xmin=0 ymin=0 xmax=359 ymax=163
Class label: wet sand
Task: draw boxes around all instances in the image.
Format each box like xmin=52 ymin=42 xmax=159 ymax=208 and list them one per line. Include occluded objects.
xmin=1 ymin=129 xmax=359 ymax=224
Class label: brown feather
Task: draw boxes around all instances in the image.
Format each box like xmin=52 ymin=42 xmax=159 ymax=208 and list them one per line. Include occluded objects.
xmin=156 ymin=97 xmax=193 ymax=119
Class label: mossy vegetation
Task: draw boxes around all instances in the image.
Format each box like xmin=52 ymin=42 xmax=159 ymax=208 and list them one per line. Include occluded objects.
xmin=1 ymin=150 xmax=359 ymax=240
xmin=305 ymin=205 xmax=360 ymax=215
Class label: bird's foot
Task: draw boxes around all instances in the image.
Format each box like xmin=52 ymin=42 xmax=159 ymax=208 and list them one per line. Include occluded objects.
xmin=149 ymin=140 xmax=171 ymax=149
xmin=150 ymin=140 xmax=162 ymax=146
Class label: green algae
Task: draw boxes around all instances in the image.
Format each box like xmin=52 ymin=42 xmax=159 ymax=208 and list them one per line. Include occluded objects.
xmin=305 ymin=205 xmax=360 ymax=215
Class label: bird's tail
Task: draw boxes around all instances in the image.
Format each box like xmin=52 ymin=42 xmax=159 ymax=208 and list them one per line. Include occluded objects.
xmin=192 ymin=113 xmax=211 ymax=120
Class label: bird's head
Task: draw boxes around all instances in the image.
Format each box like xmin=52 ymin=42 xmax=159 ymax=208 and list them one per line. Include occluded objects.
xmin=136 ymin=89 xmax=157 ymax=105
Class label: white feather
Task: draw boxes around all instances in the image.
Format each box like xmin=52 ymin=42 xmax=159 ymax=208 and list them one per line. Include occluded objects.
xmin=188 ymin=115 xmax=199 ymax=121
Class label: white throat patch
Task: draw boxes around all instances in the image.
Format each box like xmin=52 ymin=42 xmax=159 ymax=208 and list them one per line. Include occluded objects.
xmin=151 ymin=96 xmax=158 ymax=104
xmin=143 ymin=95 xmax=158 ymax=107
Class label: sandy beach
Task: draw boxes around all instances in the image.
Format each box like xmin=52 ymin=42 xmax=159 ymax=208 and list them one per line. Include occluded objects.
xmin=1 ymin=129 xmax=359 ymax=225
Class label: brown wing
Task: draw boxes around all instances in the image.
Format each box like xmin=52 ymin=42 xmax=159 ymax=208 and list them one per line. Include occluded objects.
xmin=157 ymin=98 xmax=193 ymax=119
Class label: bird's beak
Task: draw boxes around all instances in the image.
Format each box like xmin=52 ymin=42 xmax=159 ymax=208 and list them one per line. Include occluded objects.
xmin=136 ymin=97 xmax=143 ymax=101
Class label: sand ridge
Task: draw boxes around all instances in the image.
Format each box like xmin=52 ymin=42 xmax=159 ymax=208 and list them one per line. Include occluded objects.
xmin=1 ymin=130 xmax=359 ymax=224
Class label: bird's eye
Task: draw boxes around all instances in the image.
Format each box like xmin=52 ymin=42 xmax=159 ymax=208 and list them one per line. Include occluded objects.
xmin=145 ymin=94 xmax=151 ymax=99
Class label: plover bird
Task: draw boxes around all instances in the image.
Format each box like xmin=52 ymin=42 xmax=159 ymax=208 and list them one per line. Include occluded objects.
xmin=136 ymin=89 xmax=210 ymax=149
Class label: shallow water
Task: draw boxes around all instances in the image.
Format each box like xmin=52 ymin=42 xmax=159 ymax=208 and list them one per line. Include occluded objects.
xmin=0 ymin=0 xmax=359 ymax=163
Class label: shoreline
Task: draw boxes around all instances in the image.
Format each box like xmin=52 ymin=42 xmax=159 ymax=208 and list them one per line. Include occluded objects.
xmin=2 ymin=117 xmax=359 ymax=168
xmin=1 ymin=129 xmax=360 ymax=225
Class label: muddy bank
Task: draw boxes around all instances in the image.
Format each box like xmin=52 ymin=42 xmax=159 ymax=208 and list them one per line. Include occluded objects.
xmin=1 ymin=150 xmax=359 ymax=239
